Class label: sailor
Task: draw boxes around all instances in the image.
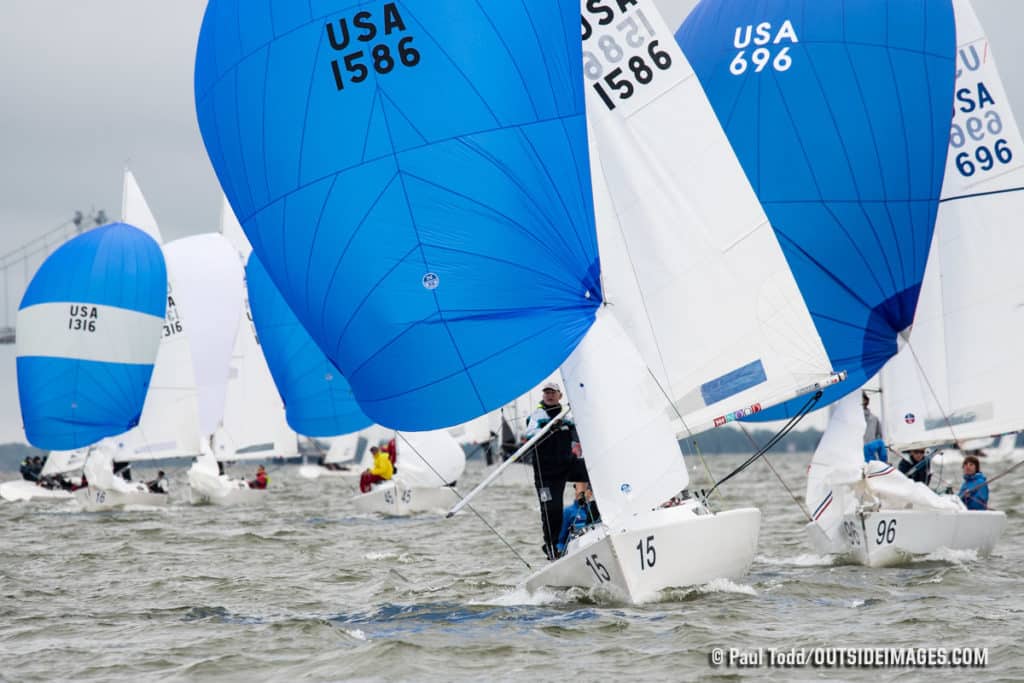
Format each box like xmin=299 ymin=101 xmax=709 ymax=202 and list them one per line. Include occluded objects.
xmin=248 ymin=465 xmax=269 ymax=490
xmin=959 ymin=455 xmax=989 ymax=510
xmin=147 ymin=471 xmax=169 ymax=494
xmin=19 ymin=457 xmax=37 ymax=482
xmin=898 ymin=448 xmax=931 ymax=485
xmin=359 ymin=447 xmax=393 ymax=493
xmin=862 ymin=392 xmax=886 ymax=462
xmin=556 ymin=483 xmax=601 ymax=556
xmin=524 ymin=381 xmax=589 ymax=561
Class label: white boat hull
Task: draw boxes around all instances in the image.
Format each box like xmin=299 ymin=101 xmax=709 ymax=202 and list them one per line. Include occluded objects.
xmin=351 ymin=480 xmax=460 ymax=516
xmin=523 ymin=504 xmax=761 ymax=603
xmin=805 ymin=509 xmax=1007 ymax=567
xmin=297 ymin=464 xmax=362 ymax=481
xmin=73 ymin=486 xmax=169 ymax=511
xmin=189 ymin=482 xmax=267 ymax=505
xmin=0 ymin=480 xmax=73 ymax=502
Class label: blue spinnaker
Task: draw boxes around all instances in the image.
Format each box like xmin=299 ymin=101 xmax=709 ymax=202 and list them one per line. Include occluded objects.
xmin=247 ymin=255 xmax=372 ymax=437
xmin=16 ymin=223 xmax=167 ymax=449
xmin=195 ymin=1 xmax=601 ymax=429
xmin=677 ymin=0 xmax=956 ymax=419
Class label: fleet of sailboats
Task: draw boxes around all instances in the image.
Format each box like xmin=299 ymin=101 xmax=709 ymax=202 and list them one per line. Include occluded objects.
xmin=4 ymin=0 xmax=1022 ymax=604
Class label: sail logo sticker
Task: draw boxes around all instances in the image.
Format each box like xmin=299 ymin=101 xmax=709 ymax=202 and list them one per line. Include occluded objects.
xmin=67 ymin=304 xmax=98 ymax=333
xmin=581 ymin=0 xmax=676 ymax=113
xmin=904 ymin=413 xmax=916 ymax=425
xmin=620 ymin=483 xmax=632 ymax=494
xmin=729 ymin=20 xmax=798 ymax=76
xmin=421 ymin=272 xmax=439 ymax=290
xmin=326 ymin=3 xmax=420 ymax=92
xmin=949 ymin=37 xmax=1020 ymax=183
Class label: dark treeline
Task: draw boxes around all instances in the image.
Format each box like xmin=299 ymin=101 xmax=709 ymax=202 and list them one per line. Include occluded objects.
xmin=679 ymin=427 xmax=824 ymax=456
xmin=0 ymin=443 xmax=46 ymax=471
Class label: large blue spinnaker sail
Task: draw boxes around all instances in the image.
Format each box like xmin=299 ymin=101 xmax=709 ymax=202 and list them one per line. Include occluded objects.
xmin=195 ymin=1 xmax=600 ymax=429
xmin=677 ymin=0 xmax=957 ymax=419
xmin=246 ymin=255 xmax=371 ymax=437
xmin=16 ymin=223 xmax=167 ymax=449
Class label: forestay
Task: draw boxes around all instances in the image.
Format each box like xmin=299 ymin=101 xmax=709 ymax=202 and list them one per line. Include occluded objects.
xmin=677 ymin=0 xmax=957 ymax=421
xmin=882 ymin=0 xmax=1024 ymax=450
xmin=195 ymin=0 xmax=601 ymax=430
xmin=16 ymin=223 xmax=166 ymax=450
xmin=246 ymin=255 xmax=372 ymax=438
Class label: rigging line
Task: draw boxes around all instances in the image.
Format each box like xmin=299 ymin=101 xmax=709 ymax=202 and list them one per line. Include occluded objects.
xmin=900 ymin=335 xmax=963 ymax=448
xmin=940 ymin=185 xmax=1024 ymax=204
xmin=395 ymin=431 xmax=533 ymax=570
xmin=706 ymin=390 xmax=822 ymax=497
xmin=643 ymin=367 xmax=721 ymax=503
xmin=735 ymin=422 xmax=812 ymax=522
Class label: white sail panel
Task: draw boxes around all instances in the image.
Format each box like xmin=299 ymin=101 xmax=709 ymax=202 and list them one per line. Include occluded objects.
xmin=882 ymin=0 xmax=1024 ymax=450
xmin=561 ymin=308 xmax=689 ymax=527
xmin=805 ymin=393 xmax=865 ymax=542
xmin=219 ymin=195 xmax=252 ymax=261
xmin=121 ymin=170 xmax=164 ymax=243
xmin=583 ymin=1 xmax=834 ymax=438
xmin=395 ymin=430 xmax=466 ymax=488
xmin=163 ymin=234 xmax=244 ymax=438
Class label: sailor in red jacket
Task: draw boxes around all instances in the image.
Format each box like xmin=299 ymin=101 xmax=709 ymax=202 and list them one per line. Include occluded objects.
xmin=249 ymin=465 xmax=269 ymax=490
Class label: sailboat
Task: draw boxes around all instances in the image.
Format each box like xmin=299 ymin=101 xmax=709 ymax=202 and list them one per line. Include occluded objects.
xmin=0 ymin=450 xmax=82 ymax=502
xmin=804 ymin=0 xmax=1014 ymax=565
xmin=194 ymin=0 xmax=955 ymax=600
xmin=14 ymin=223 xmax=166 ymax=506
xmin=71 ymin=173 xmax=203 ymax=509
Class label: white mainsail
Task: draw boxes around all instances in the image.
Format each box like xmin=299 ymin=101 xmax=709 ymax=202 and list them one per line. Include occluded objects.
xmin=219 ymin=198 xmax=296 ymax=460
xmin=394 ymin=430 xmax=466 ymax=488
xmin=115 ymin=177 xmax=200 ymax=461
xmin=881 ymin=0 xmax=1024 ymax=450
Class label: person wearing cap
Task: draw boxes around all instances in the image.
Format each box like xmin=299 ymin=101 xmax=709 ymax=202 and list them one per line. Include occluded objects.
xmin=897 ymin=448 xmax=931 ymax=485
xmin=524 ymin=380 xmax=589 ymax=561
xmin=147 ymin=470 xmax=169 ymax=494
xmin=249 ymin=465 xmax=269 ymax=490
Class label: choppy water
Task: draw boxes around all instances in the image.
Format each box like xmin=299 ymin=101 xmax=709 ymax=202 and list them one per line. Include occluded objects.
xmin=1 ymin=453 xmax=1021 ymax=682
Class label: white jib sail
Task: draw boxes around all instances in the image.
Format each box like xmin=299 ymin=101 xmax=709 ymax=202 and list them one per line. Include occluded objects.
xmin=582 ymin=0 xmax=835 ymax=438
xmin=561 ymin=307 xmax=689 ymax=527
xmin=881 ymin=0 xmax=1024 ymax=450
xmin=805 ymin=392 xmax=867 ymax=542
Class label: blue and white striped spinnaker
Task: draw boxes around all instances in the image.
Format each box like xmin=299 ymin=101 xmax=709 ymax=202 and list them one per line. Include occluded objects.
xmin=675 ymin=0 xmax=957 ymax=421
xmin=16 ymin=223 xmax=166 ymax=450
xmin=194 ymin=1 xmax=600 ymax=430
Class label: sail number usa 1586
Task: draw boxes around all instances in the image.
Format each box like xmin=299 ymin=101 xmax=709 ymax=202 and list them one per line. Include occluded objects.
xmin=582 ymin=0 xmax=673 ymax=112
xmin=326 ymin=3 xmax=419 ymax=92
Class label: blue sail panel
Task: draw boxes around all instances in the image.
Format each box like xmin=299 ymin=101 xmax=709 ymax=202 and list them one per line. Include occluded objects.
xmin=16 ymin=223 xmax=167 ymax=449
xmin=195 ymin=0 xmax=600 ymax=430
xmin=246 ymin=255 xmax=372 ymax=437
xmin=676 ymin=0 xmax=956 ymax=419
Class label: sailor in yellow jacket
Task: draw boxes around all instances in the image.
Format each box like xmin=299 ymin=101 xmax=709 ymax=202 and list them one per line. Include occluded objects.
xmin=360 ymin=446 xmax=394 ymax=493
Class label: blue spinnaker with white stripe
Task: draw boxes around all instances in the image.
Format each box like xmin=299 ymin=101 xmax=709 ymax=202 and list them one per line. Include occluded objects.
xmin=16 ymin=223 xmax=167 ymax=449
xmin=195 ymin=1 xmax=601 ymax=430
xmin=246 ymin=255 xmax=372 ymax=437
xmin=676 ymin=0 xmax=956 ymax=419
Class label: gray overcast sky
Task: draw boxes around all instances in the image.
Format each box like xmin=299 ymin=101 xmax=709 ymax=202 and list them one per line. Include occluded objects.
xmin=0 ymin=1 xmax=1020 ymax=443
